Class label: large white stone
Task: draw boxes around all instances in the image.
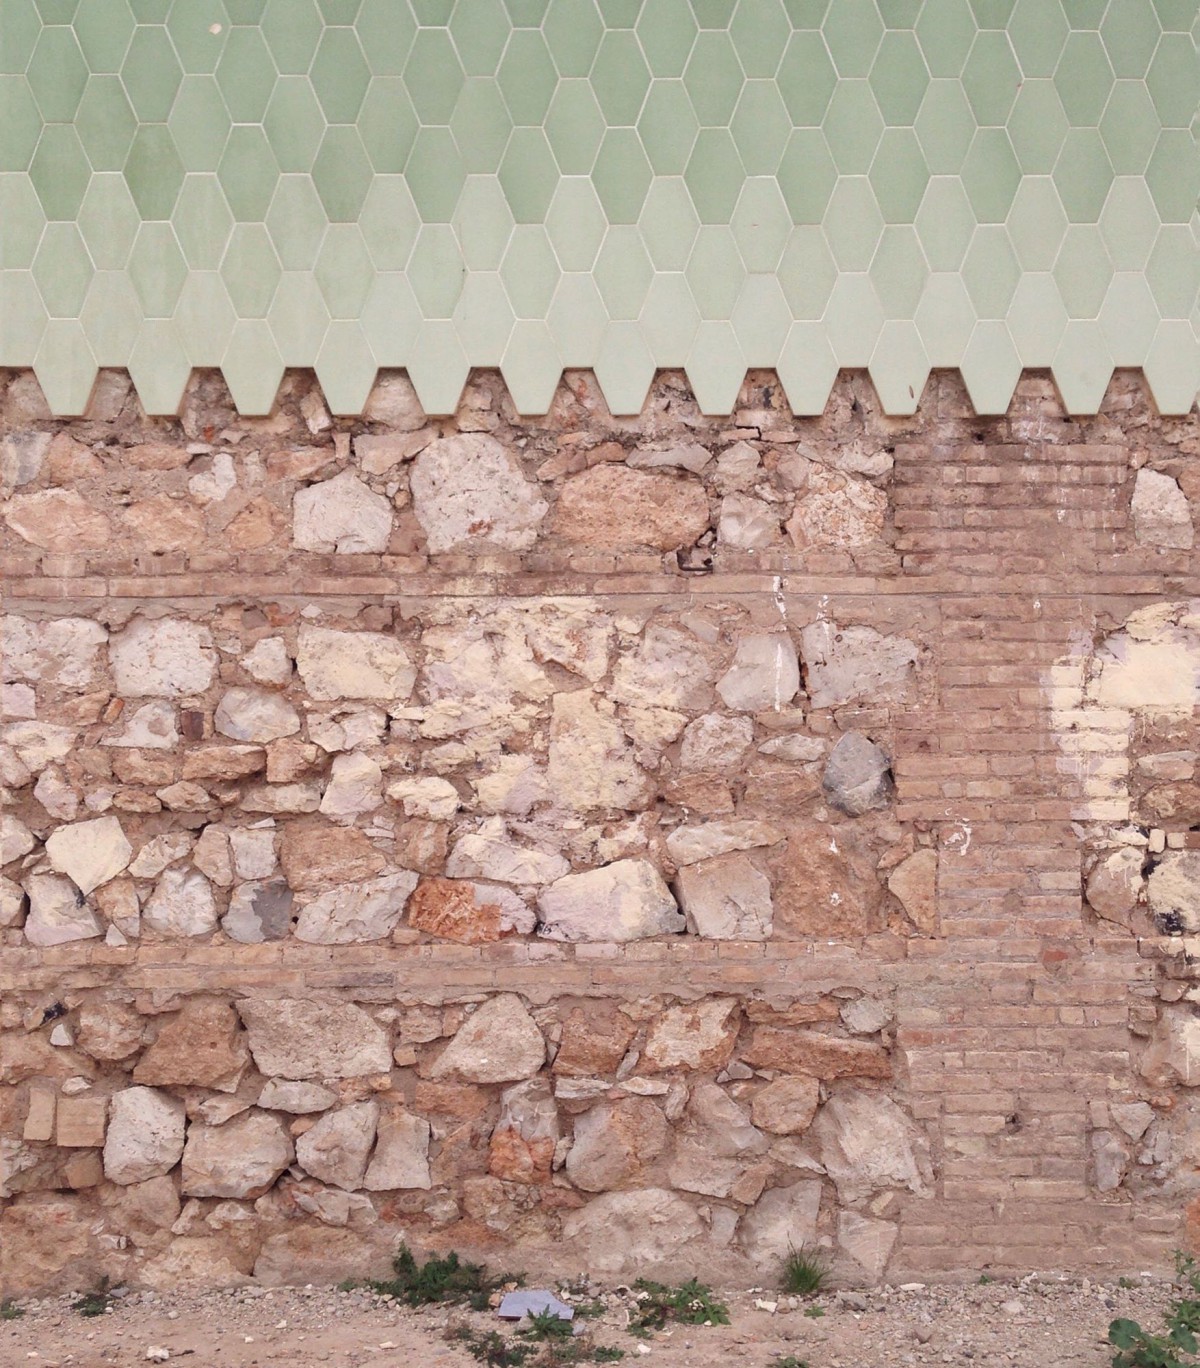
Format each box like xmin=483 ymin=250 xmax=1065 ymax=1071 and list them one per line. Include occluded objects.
xmin=103 ymin=701 xmax=179 ymax=750
xmin=1 ymin=615 xmax=108 ymax=687
xmin=318 ymin=752 xmax=383 ymax=818
xmin=811 ymin=1090 xmax=932 ymax=1204
xmin=296 ymin=1101 xmax=380 ymax=1190
xmin=411 ymin=433 xmax=547 ymax=552
xmin=538 ymin=860 xmax=684 ymax=942
xmin=296 ymin=626 xmax=416 ymax=702
xmin=718 ymin=494 xmax=780 ymax=548
xmin=22 ymin=873 xmax=103 ymax=945
xmin=293 ymin=470 xmax=393 ymax=553
xmin=387 ymin=776 xmax=461 ymax=820
xmin=563 ymin=1189 xmax=704 ymax=1276
xmin=237 ymin=998 xmax=392 ymax=1079
xmin=665 ymin=819 xmax=784 ymax=866
xmin=716 ymin=634 xmax=800 ymax=711
xmin=547 ymin=690 xmax=654 ymax=811
xmin=181 ymin=1111 xmax=294 ymax=1198
xmin=0 ymin=875 xmax=24 ymax=927
xmin=294 ymin=871 xmax=418 ymax=943
xmin=675 ymin=852 xmax=773 ymax=940
xmin=446 ymin=818 xmax=569 ymax=885
xmin=142 ymin=867 xmax=218 ymax=938
xmin=214 ymin=688 xmax=301 ymax=743
xmin=1131 ymin=468 xmax=1193 ymax=550
xmin=363 ymin=1108 xmax=432 ymax=1190
xmin=242 ymin=637 xmax=292 ymax=685
xmin=838 ymin=1211 xmax=897 ymax=1280
xmin=44 ymin=816 xmax=132 ymax=894
xmin=4 ymin=721 xmax=75 ymax=773
xmin=679 ymin=714 xmax=754 ymax=771
xmin=0 ymin=814 xmax=35 ymax=865
xmin=429 ymin=994 xmax=545 ymax=1083
xmin=739 ymin=1181 xmax=823 ymax=1265
xmin=787 ymin=469 xmax=886 ymax=550
xmin=800 ymin=620 xmax=918 ymax=710
xmin=109 ymin=618 xmax=218 ymax=698
xmin=609 ymin=625 xmax=717 ymax=712
xmin=104 ymin=1087 xmax=186 ymax=1185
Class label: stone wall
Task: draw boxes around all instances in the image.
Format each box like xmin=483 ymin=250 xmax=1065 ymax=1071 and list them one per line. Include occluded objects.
xmin=2 ymin=366 xmax=1199 ymax=1295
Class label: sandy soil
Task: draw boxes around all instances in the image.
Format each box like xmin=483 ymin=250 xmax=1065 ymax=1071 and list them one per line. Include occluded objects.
xmin=0 ymin=1274 xmax=1176 ymax=1368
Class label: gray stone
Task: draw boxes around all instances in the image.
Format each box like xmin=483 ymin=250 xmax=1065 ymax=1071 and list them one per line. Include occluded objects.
xmin=538 ymin=860 xmax=684 ymax=942
xmin=0 ymin=431 xmax=51 ymax=491
xmin=293 ymin=470 xmax=393 ymax=554
xmin=429 ymin=994 xmax=545 ymax=1084
xmin=497 ymin=1291 xmax=574 ymax=1322
xmin=142 ymin=868 xmax=218 ymax=938
xmin=296 ymin=1102 xmax=380 ymax=1190
xmin=237 ymin=998 xmax=392 ymax=1079
xmin=103 ymin=1087 xmax=187 ymax=1185
xmin=1090 ymin=1130 xmax=1127 ymax=1192
xmin=294 ymin=871 xmax=418 ymax=944
xmin=109 ymin=617 xmax=218 ymax=698
xmin=222 ymin=880 xmax=294 ymax=942
xmin=23 ymin=873 xmax=102 ymax=945
xmin=822 ymin=733 xmax=894 ymax=816
xmin=716 ymin=634 xmax=800 ymax=712
xmin=1131 ymin=468 xmax=1193 ymax=550
xmin=800 ymin=620 xmax=917 ymax=710
xmin=679 ymin=714 xmax=755 ymax=771
xmin=181 ymin=1111 xmax=294 ymax=1199
xmin=1110 ymin=1101 xmax=1155 ymax=1141
xmin=363 ymin=1107 xmax=432 ymax=1190
xmin=411 ymin=434 xmax=548 ymax=553
xmin=214 ymin=688 xmax=301 ymax=743
xmin=1147 ymin=851 xmax=1200 ymax=932
xmin=675 ymin=853 xmax=773 ymax=940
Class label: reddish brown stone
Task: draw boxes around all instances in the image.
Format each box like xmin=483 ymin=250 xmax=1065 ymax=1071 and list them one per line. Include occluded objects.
xmin=133 ymin=1000 xmax=250 ymax=1092
xmin=553 ymin=1006 xmax=637 ymax=1076
xmin=551 ymin=465 xmax=710 ymax=551
xmin=4 ymin=490 xmax=110 ymax=550
xmin=740 ymin=1027 xmax=891 ymax=1080
xmin=393 ymin=819 xmax=449 ymax=875
xmin=181 ymin=745 xmax=266 ymax=781
xmin=124 ymin=496 xmax=205 ymax=552
xmin=278 ymin=821 xmax=386 ymax=891
xmin=406 ymin=877 xmax=503 ymax=944
xmin=768 ymin=822 xmax=884 ymax=938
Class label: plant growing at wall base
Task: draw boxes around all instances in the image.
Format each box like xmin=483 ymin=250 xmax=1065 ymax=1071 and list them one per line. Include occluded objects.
xmin=1109 ymin=1253 xmax=1200 ymax=1368
xmin=782 ymin=1247 xmax=828 ymax=1297
xmin=71 ymin=1279 xmax=113 ymax=1318
xmin=0 ymin=1299 xmax=24 ymax=1320
xmin=370 ymin=1244 xmax=518 ymax=1310
xmin=631 ymin=1278 xmax=730 ymax=1331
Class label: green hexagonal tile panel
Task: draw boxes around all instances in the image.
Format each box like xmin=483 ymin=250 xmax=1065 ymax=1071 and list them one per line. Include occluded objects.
xmin=0 ymin=1 xmax=1193 ymax=418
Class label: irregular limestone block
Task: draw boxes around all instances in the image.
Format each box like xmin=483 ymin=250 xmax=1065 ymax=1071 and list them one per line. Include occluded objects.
xmin=293 ymin=470 xmax=393 ymax=553
xmin=644 ymin=999 xmax=741 ymax=1072
xmin=552 ymin=465 xmax=709 ymax=551
xmin=563 ymin=1188 xmax=704 ymax=1276
xmin=838 ymin=1211 xmax=897 ymax=1280
xmin=609 ymin=625 xmax=717 ymax=712
xmin=55 ymin=1095 xmax=107 ymax=1148
xmin=742 ymin=1028 xmax=891 ymax=1081
xmin=44 ymin=816 xmax=132 ymax=895
xmin=295 ymin=1101 xmax=380 ymax=1190
xmin=675 ymin=853 xmax=773 ymax=940
xmin=279 ymin=822 xmax=386 ymax=891
xmin=1 ymin=615 xmax=108 ymax=687
xmin=294 ymin=872 xmax=418 ymax=944
xmin=446 ymin=819 xmax=569 ymax=884
xmin=258 ymin=1079 xmax=337 ymax=1113
xmin=181 ymin=1111 xmax=294 ymax=1199
xmin=242 ymin=637 xmax=292 ymax=685
xmin=1139 ymin=1006 xmax=1200 ymax=1086
xmin=363 ymin=1107 xmax=432 ymax=1190
xmin=739 ymin=1180 xmax=823 ymax=1264
xmin=318 ymin=753 xmax=384 ymax=818
xmin=552 ymin=1007 xmax=637 ymax=1077
xmin=4 ymin=489 xmax=110 ymax=550
xmin=222 ymin=880 xmax=294 ymax=943
xmin=718 ymin=493 xmax=780 ymax=548
xmin=22 ymin=873 xmax=103 ymax=945
xmin=411 ymin=434 xmax=547 ymax=552
xmin=488 ymin=1078 xmax=558 ymax=1184
xmin=428 ymin=994 xmax=545 ymax=1084
xmin=407 ymin=877 xmax=533 ymax=944
xmin=76 ymin=1000 xmax=145 ymax=1062
xmin=547 ymin=690 xmax=654 ymax=811
xmin=109 ymin=618 xmax=218 ymax=698
xmin=295 ymin=626 xmax=415 ymax=702
xmin=1131 ymin=468 xmax=1194 ymax=549
xmin=800 ymin=620 xmax=917 ymax=711
xmin=1147 ymin=851 xmax=1200 ymax=932
xmin=0 ymin=875 xmax=25 ymax=928
xmin=822 ymin=733 xmax=894 ymax=816
xmin=887 ymin=848 xmax=939 ymax=934
xmin=811 ymin=1090 xmax=933 ymax=1203
xmin=787 ymin=469 xmax=886 ymax=550
xmin=237 ymin=998 xmax=392 ymax=1079
xmin=214 ymin=688 xmax=301 ymax=743
xmin=751 ymin=1076 xmax=821 ymax=1135
xmin=564 ymin=1097 xmax=670 ymax=1192
xmin=717 ymin=633 xmax=800 ymax=712
xmin=103 ymin=1087 xmax=186 ymax=1185
xmin=538 ymin=860 xmax=684 ymax=942
xmin=679 ymin=714 xmax=754 ymax=771
xmin=142 ymin=867 xmax=218 ymax=938
xmin=134 ymin=1000 xmax=250 ymax=1093
xmin=0 ymin=814 xmax=35 ymax=865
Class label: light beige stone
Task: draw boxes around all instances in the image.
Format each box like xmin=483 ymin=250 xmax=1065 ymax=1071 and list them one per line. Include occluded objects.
xmin=296 ymin=626 xmax=415 ymax=702
xmin=77 ymin=1000 xmax=145 ymax=1062
xmin=296 ymin=1102 xmax=379 ymax=1190
xmin=717 ymin=633 xmax=800 ymax=712
xmin=679 ymin=714 xmax=755 ymax=771
xmin=887 ymin=848 xmax=939 ymax=934
xmin=739 ymin=1180 xmax=823 ymax=1265
xmin=565 ymin=1097 xmax=670 ymax=1191
xmin=718 ymin=493 xmax=780 ymax=548
xmin=214 ymin=688 xmax=300 ymax=743
xmin=787 ymin=469 xmax=886 ymax=550
xmin=548 ymin=689 xmax=655 ymax=811
xmin=429 ymin=994 xmax=545 ymax=1084
xmin=675 ymin=853 xmax=773 ymax=940
xmin=563 ymin=1188 xmax=704 ymax=1276
xmin=4 ymin=489 xmax=110 ymax=550
xmin=242 ymin=637 xmax=292 ymax=686
xmin=1147 ymin=851 xmax=1200 ymax=932
xmin=811 ymin=1089 xmax=932 ymax=1203
xmin=134 ymin=1000 xmax=250 ymax=1092
xmin=553 ymin=465 xmax=710 ymax=551
xmin=644 ymin=999 xmax=741 ymax=1071
xmin=800 ymin=620 xmax=918 ymax=710
xmin=446 ymin=818 xmax=569 ymax=884
xmin=280 ymin=821 xmax=386 ymax=890
xmin=1 ymin=616 xmax=108 ymax=687
xmin=387 ymin=776 xmax=460 ymax=820
xmin=363 ymin=1107 xmax=432 ymax=1190
xmin=666 ymin=819 xmax=784 ymax=866
xmin=22 ymin=873 xmax=103 ymax=945
xmin=293 ymin=471 xmax=393 ymax=553
xmin=1131 ymin=468 xmax=1193 ymax=550
xmin=294 ymin=871 xmax=418 ymax=943
xmin=181 ymin=1111 xmax=293 ymax=1199
xmin=44 ymin=816 xmax=131 ymax=894
xmin=538 ymin=859 xmax=684 ymax=942
xmin=319 ymin=752 xmax=384 ymax=818
xmin=109 ymin=618 xmax=218 ymax=698
xmin=103 ymin=1087 xmax=186 ymax=1185
xmin=237 ymin=998 xmax=392 ymax=1079
xmin=838 ymin=1211 xmax=897 ymax=1280
xmin=0 ymin=814 xmax=35 ymax=865
xmin=142 ymin=867 xmax=218 ymax=937
xmin=751 ymin=1076 xmax=821 ymax=1134
xmin=411 ymin=434 xmax=547 ymax=552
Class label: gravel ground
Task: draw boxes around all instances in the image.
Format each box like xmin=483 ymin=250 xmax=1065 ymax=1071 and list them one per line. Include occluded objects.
xmin=0 ymin=1274 xmax=1176 ymax=1368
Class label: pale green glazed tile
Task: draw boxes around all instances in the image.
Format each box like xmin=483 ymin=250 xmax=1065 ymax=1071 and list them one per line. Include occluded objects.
xmin=1098 ymin=178 xmax=1160 ymax=271
xmin=545 ymin=80 xmax=606 ymax=175
xmin=223 ymin=318 xmax=283 ymax=413
xmin=1054 ymin=30 xmax=1113 ymax=126
xmin=913 ymin=271 xmax=976 ymax=364
xmin=79 ymin=269 xmax=142 ymax=362
xmin=315 ymin=319 xmax=378 ymax=413
xmin=1099 ymin=0 xmax=1161 ymax=78
xmin=263 ymin=78 xmax=326 ymax=175
xmin=639 ymin=177 xmax=699 ymax=271
xmin=961 ymin=126 xmax=1020 ymax=221
xmin=544 ymin=177 xmax=607 ymax=269
xmin=404 ymin=29 xmax=464 ymax=123
xmin=729 ymin=81 xmax=790 ymax=176
xmin=1099 ymin=272 xmax=1160 ymax=365
xmin=637 ymin=81 xmax=698 ymax=174
xmin=684 ymin=127 xmax=743 ymax=223
xmin=215 ymin=25 xmax=276 ymax=123
xmin=405 ymin=319 xmax=470 ymax=414
xmin=1053 ymin=223 xmax=1113 ymax=316
xmin=75 ymin=0 xmax=134 ymax=72
xmin=27 ymin=26 xmax=89 ymax=122
xmin=0 ymin=0 xmax=43 ymax=75
xmin=498 ymin=126 xmax=558 ymax=222
xmin=730 ymin=274 xmax=791 ymax=364
xmin=0 ymin=175 xmax=45 ymax=269
xmin=450 ymin=79 xmax=511 ymax=175
xmin=168 ymin=75 xmax=231 ymax=173
xmin=363 ymin=270 xmax=422 ymax=364
xmin=822 ymin=0 xmax=883 ymax=77
xmin=686 ymin=319 xmax=745 ymax=414
xmin=314 ymin=223 xmax=375 ymax=318
xmin=30 ymin=124 xmax=91 ymax=219
xmin=592 ymin=127 xmax=651 ymax=223
xmin=869 ymin=29 xmax=929 ymax=124
xmin=776 ymin=320 xmax=838 ymax=414
xmin=1051 ymin=317 xmax=1113 ymax=411
xmin=594 ymin=320 xmax=656 ymax=415
xmin=730 ymin=177 xmax=790 ymax=272
xmin=313 ymin=126 xmax=373 ymax=222
xmin=450 ymin=0 xmax=508 ymax=76
xmin=128 ymin=219 xmax=187 ymax=315
xmin=1007 ymin=0 xmax=1068 ymax=78
xmin=358 ymin=0 xmax=416 ymax=76
xmin=1006 ymin=272 xmax=1069 ymax=365
xmin=869 ymin=319 xmax=930 ymax=413
xmin=729 ymin=0 xmax=789 ymax=78
xmin=543 ymin=0 xmax=604 ymax=76
xmin=822 ymin=81 xmax=885 ymax=174
xmin=407 ymin=222 xmax=465 ymax=317
xmin=451 ymin=270 xmax=514 ymax=363
xmin=268 ymin=272 xmax=331 ymax=364
xmin=34 ymin=318 xmax=97 ymax=414
xmin=871 ymin=224 xmax=929 ymax=317
xmin=360 ymin=79 xmax=418 ymax=173
xmin=777 ymin=29 xmax=837 ymax=125
xmin=914 ymin=0 xmax=977 ymax=77
xmin=165 ymin=0 xmax=227 ymax=74
xmin=687 ymin=225 xmax=746 ymax=319
xmin=778 ymin=225 xmax=837 ymax=319
xmin=823 ymin=176 xmax=884 ymax=271
xmin=1146 ymin=225 xmax=1199 ymax=318
xmin=173 ymin=174 xmax=235 ymax=268
xmin=1007 ymin=79 xmax=1069 ymax=173
xmin=638 ymin=270 xmax=699 ymax=363
xmin=870 ymin=127 xmax=930 ymax=222
xmin=823 ymin=272 xmax=884 ymax=364
xmin=1098 ymin=82 xmax=1160 ymax=175
xmin=1144 ymin=320 xmax=1200 ymax=414
xmin=959 ymin=319 xmax=1021 ymax=412
xmin=216 ymin=125 xmax=277 ymax=221
xmin=962 ymin=31 xmax=1020 ymax=124
xmin=776 ymin=128 xmax=837 ymax=223
xmin=1053 ymin=127 xmax=1113 ymax=222
xmin=593 ymin=225 xmax=651 ymax=318
xmin=310 ymin=27 xmax=370 ymax=123
xmin=497 ymin=29 xmax=557 ymax=125
xmin=913 ymin=79 xmax=976 ymax=174
xmin=546 ymin=271 xmax=607 ymax=364
xmin=1144 ymin=129 xmax=1198 ymax=222
xmin=591 ymin=32 xmax=651 ymax=127
xmin=121 ymin=25 xmax=182 ymax=122
xmin=174 ymin=271 xmax=237 ymax=363
xmin=261 ymin=0 xmax=322 ymax=74
xmin=0 ymin=271 xmax=49 ymax=365
xmin=637 ymin=0 xmax=697 ymax=77
xmin=452 ymin=176 xmax=512 ymax=271
xmin=0 ymin=77 xmax=42 ymax=173
xmin=962 ymin=223 xmax=1020 ymax=316
xmin=684 ymin=31 xmax=743 ymax=126
xmin=221 ymin=221 xmax=281 ymax=316
xmin=501 ymin=319 xmax=562 ymax=413
xmin=1006 ymin=176 xmax=1067 ymax=271
xmin=32 ymin=221 xmax=93 ymax=316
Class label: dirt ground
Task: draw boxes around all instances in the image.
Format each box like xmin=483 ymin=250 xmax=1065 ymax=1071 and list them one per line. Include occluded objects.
xmin=0 ymin=1273 xmax=1178 ymax=1368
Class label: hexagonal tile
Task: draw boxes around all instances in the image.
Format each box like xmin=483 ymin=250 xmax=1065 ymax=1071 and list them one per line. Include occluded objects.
xmin=777 ymin=128 xmax=837 ymax=224
xmin=545 ymin=177 xmax=606 ymax=269
xmin=546 ymin=271 xmax=607 ymax=364
xmin=684 ymin=127 xmax=745 ymax=224
xmin=406 ymin=223 xmax=466 ymax=318
xmin=215 ymin=25 xmax=275 ymax=122
xmin=1145 ymin=129 xmax=1199 ymax=223
xmin=173 ymin=173 xmax=235 ymax=267
xmin=777 ymin=321 xmax=838 ymax=415
xmin=1053 ymin=127 xmax=1113 ymax=223
xmin=169 ymin=75 xmax=232 ymax=173
xmin=501 ymin=319 xmax=562 ymax=413
xmin=314 ymin=224 xmax=375 ymax=318
xmin=869 ymin=29 xmax=929 ymax=124
xmin=777 ymin=29 xmax=837 ymax=124
xmin=962 ymin=30 xmax=1020 ymax=124
xmin=914 ymin=273 xmax=976 ymax=365
xmin=684 ymin=30 xmax=743 ymax=125
xmin=75 ymin=0 xmax=135 ymax=72
xmin=129 ymin=221 xmax=188 ymax=316
xmin=593 ymin=28 xmax=651 ymax=123
xmin=268 ymin=272 xmax=329 ymax=364
xmin=1007 ymin=0 xmax=1068 ymax=77
xmin=216 ymin=124 xmax=278 ymax=221
xmin=165 ymin=0 xmax=228 ymax=74
xmin=32 ymin=125 xmax=92 ymax=220
xmin=76 ymin=76 xmax=138 ymax=174
xmin=731 ymin=274 xmax=791 ymax=364
xmin=1145 ymin=32 xmax=1197 ymax=127
xmin=915 ymin=0 xmax=977 ymax=77
xmin=357 ymin=0 xmax=415 ymax=76
xmin=1098 ymin=177 xmax=1160 ymax=270
xmin=870 ymin=320 xmax=930 ymax=413
xmin=730 ymin=177 xmax=790 ymax=271
xmin=220 ymin=222 xmax=281 ymax=316
xmin=779 ymin=225 xmax=837 ymax=319
xmin=362 ymin=270 xmax=422 ymax=364
xmin=449 ymin=0 xmax=508 ymax=76
xmin=638 ymin=178 xmax=699 ymax=272
xmin=545 ymin=80 xmax=605 ymax=174
xmin=1055 ymin=32 xmax=1114 ymax=128
xmin=316 ymin=320 xmax=378 ymax=414
xmin=1098 ymin=80 xmax=1160 ymax=174
xmin=823 ymin=177 xmax=884 ymax=271
xmin=1143 ymin=320 xmax=1200 ymax=414
xmin=870 ymin=127 xmax=930 ymax=222
xmin=870 ymin=224 xmax=929 ymax=317
xmin=543 ymin=0 xmax=603 ymax=76
xmin=263 ymin=174 xmax=325 ymax=269
xmin=730 ymin=0 xmax=788 ymax=77
xmin=405 ymin=320 xmax=470 ymax=415
xmin=450 ymin=175 xmax=511 ymax=271
xmin=961 ymin=127 xmax=1020 ymax=221
xmin=1099 ymin=272 xmax=1160 ymax=365
xmin=959 ymin=320 xmax=1021 ymax=413
xmin=35 ymin=320 xmax=98 ymax=415
xmin=962 ymin=224 xmax=1020 ymax=316
xmin=1007 ymin=176 xmax=1068 ymax=270
xmin=0 ymin=0 xmax=39 ymax=76
xmin=27 ymin=26 xmax=89 ymax=122
xmin=823 ymin=0 xmax=883 ymax=76
xmin=261 ymin=77 xmax=324 ymax=176
xmin=637 ymin=0 xmax=698 ymax=77
xmin=405 ymin=28 xmax=464 ymax=124
xmin=1006 ymin=273 xmax=1069 ymax=365
xmin=0 ymin=77 xmax=42 ymax=172
xmin=261 ymin=0 xmax=322 ymax=74
xmin=222 ymin=318 xmax=284 ymax=414
xmin=638 ymin=80 xmax=699 ymax=174
xmin=360 ymin=78 xmax=419 ymax=173
xmin=174 ymin=273 xmax=236 ymax=363
xmin=80 ymin=270 xmax=142 ymax=364
xmin=591 ymin=127 xmax=651 ymax=223
xmin=1053 ymin=223 xmax=1113 ymax=317
xmin=687 ymin=225 xmax=746 ymax=319
xmin=687 ymin=320 xmax=746 ymax=414
xmin=594 ymin=225 xmax=652 ymax=319
xmin=0 ymin=175 xmax=44 ymax=269
xmin=1007 ymin=79 xmax=1069 ymax=173
xmin=1099 ymin=0 xmax=1161 ymax=79
xmin=32 ymin=222 xmax=94 ymax=317
xmin=1146 ymin=225 xmax=1199 ymax=318
xmin=128 ymin=319 xmax=191 ymax=414
xmin=498 ymin=29 xmax=557 ymax=124
xmin=823 ymin=273 xmax=884 ymax=365
xmin=638 ymin=271 xmax=700 ymax=364
xmin=730 ymin=80 xmax=790 ymax=175
xmin=309 ymin=27 xmax=371 ymax=125
xmin=450 ymin=270 xmax=513 ymax=364
xmin=312 ymin=126 xmax=372 ymax=222
xmin=1052 ymin=318 xmax=1114 ymax=412
xmin=121 ymin=24 xmax=183 ymax=121
xmin=915 ymin=176 xmax=977 ymax=269
xmin=594 ymin=321 xmax=656 ymax=415
xmin=823 ymin=80 xmax=885 ymax=174
xmin=0 ymin=273 xmax=48 ymax=366
xmin=495 ymin=126 xmax=556 ymax=223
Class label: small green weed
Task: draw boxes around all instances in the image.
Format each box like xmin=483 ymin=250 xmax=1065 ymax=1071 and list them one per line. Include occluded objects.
xmin=521 ymin=1311 xmax=574 ymax=1342
xmin=781 ymin=1247 xmax=828 ymax=1298
xmin=1120 ymin=1277 xmax=1139 ymax=1290
xmin=631 ymin=1278 xmax=730 ymax=1332
xmin=370 ymin=1244 xmax=518 ymax=1311
xmin=978 ymin=1274 xmax=994 ymax=1285
xmin=803 ymin=1304 xmax=825 ymax=1319
xmin=451 ymin=1323 xmax=624 ymax=1368
xmin=0 ymin=1299 xmax=24 ymax=1321
xmin=570 ymin=1298 xmax=606 ymax=1320
xmin=772 ymin=1356 xmax=810 ymax=1368
xmin=452 ymin=1328 xmax=534 ymax=1366
xmin=591 ymin=1349 xmax=625 ymax=1362
xmin=1109 ymin=1253 xmax=1200 ymax=1368
xmin=71 ymin=1279 xmax=113 ymax=1318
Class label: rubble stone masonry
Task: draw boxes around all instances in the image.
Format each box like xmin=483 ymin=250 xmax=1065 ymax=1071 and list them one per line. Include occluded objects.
xmin=2 ymin=365 xmax=1199 ymax=1295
